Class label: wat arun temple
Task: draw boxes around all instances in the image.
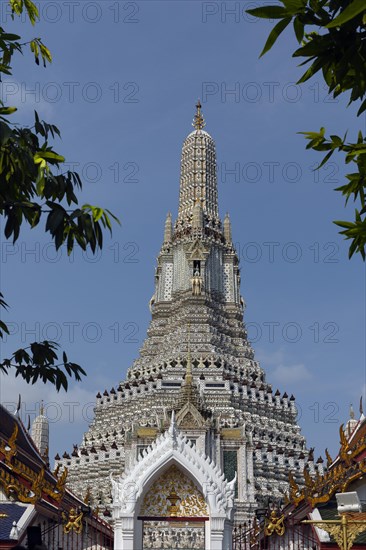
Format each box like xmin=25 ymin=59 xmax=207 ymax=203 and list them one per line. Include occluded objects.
xmin=55 ymin=103 xmax=317 ymax=549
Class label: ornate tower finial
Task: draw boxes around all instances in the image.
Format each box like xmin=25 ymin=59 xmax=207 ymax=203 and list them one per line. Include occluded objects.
xmin=178 ymin=100 xmax=218 ymax=223
xmin=224 ymin=213 xmax=232 ymax=243
xmin=31 ymin=402 xmax=49 ymax=460
xmin=163 ymin=212 xmax=172 ymax=243
xmin=193 ymin=99 xmax=205 ymax=130
xmin=350 ymin=403 xmax=355 ymax=420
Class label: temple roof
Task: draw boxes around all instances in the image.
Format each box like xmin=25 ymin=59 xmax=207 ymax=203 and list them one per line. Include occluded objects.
xmin=0 ymin=502 xmax=27 ymax=541
xmin=287 ymin=404 xmax=366 ymax=510
xmin=0 ymin=403 xmax=50 ymax=477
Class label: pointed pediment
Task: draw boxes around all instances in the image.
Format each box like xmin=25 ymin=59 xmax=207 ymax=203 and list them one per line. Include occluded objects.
xmin=188 ymin=239 xmax=207 ymax=260
xmin=176 ymin=402 xmax=206 ymax=429
xmin=111 ymin=412 xmax=236 ymax=520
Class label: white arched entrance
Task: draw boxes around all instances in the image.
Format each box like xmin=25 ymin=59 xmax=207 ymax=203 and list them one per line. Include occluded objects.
xmin=111 ymin=413 xmax=236 ymax=549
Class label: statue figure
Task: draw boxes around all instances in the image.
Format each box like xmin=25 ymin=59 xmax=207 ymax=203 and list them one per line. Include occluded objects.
xmin=264 ymin=510 xmax=285 ymax=537
xmin=149 ymin=294 xmax=155 ymax=313
xmin=191 ymin=274 xmax=202 ymax=296
xmin=62 ymin=507 xmax=83 ymax=534
xmin=154 ymin=530 xmax=162 ymax=548
xmin=181 ymin=528 xmax=190 ymax=547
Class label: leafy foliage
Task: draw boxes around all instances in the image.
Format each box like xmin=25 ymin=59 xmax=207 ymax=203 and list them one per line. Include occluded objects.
xmin=1 ymin=111 xmax=119 ymax=254
xmin=247 ymin=0 xmax=366 ymax=259
xmin=0 ymin=0 xmax=120 ymax=389
xmin=0 ymin=342 xmax=86 ymax=392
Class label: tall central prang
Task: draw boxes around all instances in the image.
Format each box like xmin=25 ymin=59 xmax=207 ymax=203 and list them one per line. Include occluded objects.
xmin=57 ymin=103 xmax=316 ymax=526
xmin=134 ymin=100 xmax=252 ymax=378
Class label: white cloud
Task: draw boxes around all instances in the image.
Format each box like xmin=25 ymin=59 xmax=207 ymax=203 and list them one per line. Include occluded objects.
xmin=255 ymin=347 xmax=312 ymax=385
xmin=0 ymin=371 xmax=117 ymax=460
xmin=272 ymin=363 xmax=312 ymax=384
xmin=0 ymin=373 xmax=97 ymax=425
xmin=255 ymin=348 xmax=286 ymax=366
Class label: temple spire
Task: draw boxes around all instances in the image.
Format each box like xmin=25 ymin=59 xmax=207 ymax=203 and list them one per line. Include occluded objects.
xmin=193 ymin=99 xmax=205 ymax=130
xmin=224 ymin=213 xmax=232 ymax=243
xmin=163 ymin=212 xmax=172 ymax=243
xmin=178 ymin=102 xmax=218 ymax=222
xmin=31 ymin=401 xmax=49 ymax=460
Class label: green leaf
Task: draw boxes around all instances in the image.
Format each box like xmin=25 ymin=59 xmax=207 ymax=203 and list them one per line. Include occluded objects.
xmin=0 ymin=32 xmax=21 ymax=40
xmin=330 ymin=135 xmax=343 ymax=147
xmin=357 ymin=98 xmax=366 ymax=117
xmin=293 ymin=17 xmax=304 ymax=43
xmin=0 ymin=320 xmax=10 ymax=338
xmin=260 ymin=17 xmax=292 ymax=57
xmin=327 ymin=0 xmax=366 ymax=28
xmin=4 ymin=216 xmax=14 ymax=239
xmin=282 ymin=0 xmax=306 ymax=13
xmin=39 ymin=42 xmax=52 ymax=63
xmin=92 ymin=207 xmax=104 ymax=222
xmin=0 ymin=106 xmax=17 ymax=115
xmin=34 ymin=150 xmax=65 ymax=163
xmin=46 ymin=207 xmax=65 ymax=233
xmin=24 ymin=0 xmax=39 ymax=24
xmin=10 ymin=0 xmax=24 ymax=16
xmin=245 ymin=5 xmax=288 ymax=19
xmin=0 ymin=121 xmax=13 ymax=144
xmin=36 ymin=170 xmax=45 ymax=195
xmin=317 ymin=150 xmax=334 ymax=169
xmin=297 ymin=58 xmax=323 ymax=84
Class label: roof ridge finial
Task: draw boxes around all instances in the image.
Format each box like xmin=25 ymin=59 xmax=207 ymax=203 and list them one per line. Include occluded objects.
xmin=163 ymin=211 xmax=173 ymax=244
xmin=15 ymin=394 xmax=21 ymax=416
xmin=170 ymin=410 xmax=176 ymax=426
xmin=168 ymin=410 xmax=178 ymax=442
xmin=193 ymin=99 xmax=205 ymax=131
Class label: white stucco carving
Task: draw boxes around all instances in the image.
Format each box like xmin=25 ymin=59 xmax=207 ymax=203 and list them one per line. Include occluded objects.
xmin=112 ymin=413 xmax=236 ymax=549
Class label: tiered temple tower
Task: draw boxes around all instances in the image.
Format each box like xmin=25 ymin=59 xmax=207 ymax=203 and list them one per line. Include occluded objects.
xmin=57 ymin=103 xmax=316 ymax=523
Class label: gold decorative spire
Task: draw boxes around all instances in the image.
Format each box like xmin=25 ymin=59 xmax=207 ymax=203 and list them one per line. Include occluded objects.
xmin=193 ymin=100 xmax=205 ymax=130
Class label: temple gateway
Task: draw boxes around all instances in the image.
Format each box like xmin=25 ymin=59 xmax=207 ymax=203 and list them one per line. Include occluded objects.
xmin=56 ymin=103 xmax=318 ymax=549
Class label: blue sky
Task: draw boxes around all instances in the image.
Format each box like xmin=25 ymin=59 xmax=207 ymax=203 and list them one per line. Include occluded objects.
xmin=0 ymin=1 xmax=365 ymax=463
